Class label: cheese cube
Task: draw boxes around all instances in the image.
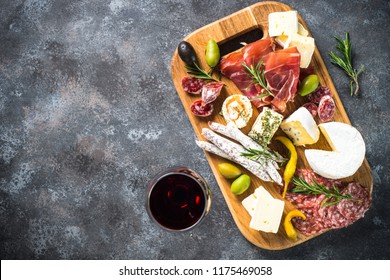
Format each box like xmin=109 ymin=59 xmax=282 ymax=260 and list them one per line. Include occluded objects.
xmin=249 ymin=187 xmax=284 ymax=233
xmin=268 ymin=11 xmax=298 ymax=37
xmin=248 ymin=107 xmax=283 ymax=146
xmin=289 ymin=33 xmax=315 ymax=68
xmin=280 ymin=107 xmax=320 ymax=146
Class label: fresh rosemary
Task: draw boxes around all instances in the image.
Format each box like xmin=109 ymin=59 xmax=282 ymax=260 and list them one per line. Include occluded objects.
xmin=241 ymin=147 xmax=287 ymax=164
xmin=241 ymin=59 xmax=273 ymax=99
xmin=185 ymin=62 xmax=221 ymax=83
xmin=329 ymin=32 xmax=364 ymax=96
xmin=291 ymin=177 xmax=355 ymax=207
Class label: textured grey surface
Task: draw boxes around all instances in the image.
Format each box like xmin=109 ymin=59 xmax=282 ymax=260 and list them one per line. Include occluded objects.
xmin=0 ymin=0 xmax=389 ymax=259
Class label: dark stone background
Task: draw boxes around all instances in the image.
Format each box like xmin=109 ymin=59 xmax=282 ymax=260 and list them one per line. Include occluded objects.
xmin=1 ymin=0 xmax=389 ymax=259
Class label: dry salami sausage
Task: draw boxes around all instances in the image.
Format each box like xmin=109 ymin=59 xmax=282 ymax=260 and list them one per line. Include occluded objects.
xmin=318 ymin=95 xmax=335 ymax=122
xmin=181 ymin=76 xmax=204 ymax=94
xmin=308 ymin=86 xmax=332 ymax=104
xmin=190 ymin=99 xmax=213 ymax=117
xmin=302 ymin=102 xmax=318 ymax=118
xmin=286 ymin=169 xmax=371 ymax=236
xmin=201 ymin=81 xmax=224 ymax=105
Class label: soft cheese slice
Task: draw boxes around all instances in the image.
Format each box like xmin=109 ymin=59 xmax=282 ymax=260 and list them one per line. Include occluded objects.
xmin=249 ymin=187 xmax=284 ymax=233
xmin=268 ymin=11 xmax=298 ymax=37
xmin=275 ymin=23 xmax=309 ymax=48
xmin=222 ymin=94 xmax=253 ymax=128
xmin=305 ymin=122 xmax=366 ymax=179
xmin=242 ymin=186 xmax=273 ymax=217
xmin=280 ymin=107 xmax=320 ymax=146
xmin=289 ymin=33 xmax=315 ymax=68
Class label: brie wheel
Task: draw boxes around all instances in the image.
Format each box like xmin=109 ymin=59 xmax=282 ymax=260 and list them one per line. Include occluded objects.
xmin=305 ymin=122 xmax=366 ymax=179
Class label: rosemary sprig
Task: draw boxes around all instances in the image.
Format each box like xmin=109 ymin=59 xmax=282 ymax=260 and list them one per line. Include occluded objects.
xmin=241 ymin=59 xmax=274 ymax=99
xmin=185 ymin=62 xmax=221 ymax=83
xmin=241 ymin=147 xmax=287 ymax=164
xmin=329 ymin=32 xmax=364 ymax=96
xmin=291 ymin=177 xmax=355 ymax=207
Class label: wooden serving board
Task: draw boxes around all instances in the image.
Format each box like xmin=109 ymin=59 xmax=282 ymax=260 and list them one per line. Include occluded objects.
xmin=171 ymin=1 xmax=373 ymax=250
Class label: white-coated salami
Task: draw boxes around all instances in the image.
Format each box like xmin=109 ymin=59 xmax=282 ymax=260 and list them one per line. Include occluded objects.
xmin=318 ymin=95 xmax=335 ymax=122
xmin=201 ymin=128 xmax=272 ymax=182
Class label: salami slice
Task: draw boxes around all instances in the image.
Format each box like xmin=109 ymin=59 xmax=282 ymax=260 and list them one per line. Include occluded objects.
xmin=308 ymin=86 xmax=332 ymax=104
xmin=181 ymin=76 xmax=204 ymax=94
xmin=318 ymin=95 xmax=335 ymax=122
xmin=190 ymin=99 xmax=213 ymax=117
xmin=201 ymin=82 xmax=224 ymax=105
xmin=302 ymin=102 xmax=318 ymax=118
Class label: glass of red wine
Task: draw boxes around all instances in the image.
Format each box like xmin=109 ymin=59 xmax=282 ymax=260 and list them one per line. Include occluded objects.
xmin=146 ymin=166 xmax=211 ymax=231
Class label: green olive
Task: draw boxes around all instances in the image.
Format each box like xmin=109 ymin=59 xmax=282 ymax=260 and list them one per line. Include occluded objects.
xmin=231 ymin=174 xmax=251 ymax=195
xmin=218 ymin=162 xmax=242 ymax=179
xmin=298 ymin=74 xmax=319 ymax=96
xmin=178 ymin=41 xmax=198 ymax=67
xmin=205 ymin=39 xmax=220 ymax=68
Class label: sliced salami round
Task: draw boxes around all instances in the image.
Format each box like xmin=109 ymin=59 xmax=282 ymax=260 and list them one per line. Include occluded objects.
xmin=201 ymin=81 xmax=224 ymax=105
xmin=308 ymin=86 xmax=332 ymax=104
xmin=302 ymin=102 xmax=318 ymax=118
xmin=318 ymin=95 xmax=335 ymax=122
xmin=181 ymin=76 xmax=204 ymax=94
xmin=190 ymin=99 xmax=213 ymax=117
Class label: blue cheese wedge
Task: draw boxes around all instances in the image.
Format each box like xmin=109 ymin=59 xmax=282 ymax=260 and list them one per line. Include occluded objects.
xmin=248 ymin=107 xmax=283 ymax=146
xmin=248 ymin=187 xmax=284 ymax=233
xmin=280 ymin=107 xmax=320 ymax=146
xmin=222 ymin=95 xmax=253 ymax=128
xmin=268 ymin=11 xmax=298 ymax=37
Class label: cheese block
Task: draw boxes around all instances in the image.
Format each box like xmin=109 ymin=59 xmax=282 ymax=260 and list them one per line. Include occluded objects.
xmin=268 ymin=11 xmax=298 ymax=37
xmin=248 ymin=107 xmax=283 ymax=146
xmin=221 ymin=94 xmax=253 ymax=128
xmin=280 ymin=107 xmax=320 ymax=146
xmin=275 ymin=23 xmax=309 ymax=48
xmin=289 ymin=33 xmax=315 ymax=68
xmin=305 ymin=122 xmax=366 ymax=179
xmin=249 ymin=187 xmax=284 ymax=233
xmin=242 ymin=186 xmax=273 ymax=217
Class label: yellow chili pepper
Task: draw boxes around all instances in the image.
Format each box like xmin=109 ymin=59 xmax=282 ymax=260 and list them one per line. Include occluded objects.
xmin=284 ymin=209 xmax=306 ymax=241
xmin=275 ymin=136 xmax=298 ymax=198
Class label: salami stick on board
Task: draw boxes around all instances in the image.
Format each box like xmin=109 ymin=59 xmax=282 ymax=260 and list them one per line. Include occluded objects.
xmin=202 ymin=128 xmax=272 ymax=182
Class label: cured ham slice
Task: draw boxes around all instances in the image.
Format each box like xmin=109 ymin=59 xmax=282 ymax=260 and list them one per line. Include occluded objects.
xmin=263 ymin=47 xmax=301 ymax=112
xmin=220 ymin=39 xmax=301 ymax=112
xmin=220 ymin=39 xmax=274 ymax=107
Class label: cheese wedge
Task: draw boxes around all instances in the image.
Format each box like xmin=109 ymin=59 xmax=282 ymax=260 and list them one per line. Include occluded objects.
xmin=280 ymin=107 xmax=320 ymax=146
xmin=275 ymin=23 xmax=309 ymax=48
xmin=268 ymin=11 xmax=298 ymax=37
xmin=249 ymin=187 xmax=284 ymax=233
xmin=305 ymin=122 xmax=366 ymax=179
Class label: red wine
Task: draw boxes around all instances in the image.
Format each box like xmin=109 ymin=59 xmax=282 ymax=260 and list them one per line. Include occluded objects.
xmin=148 ymin=173 xmax=207 ymax=230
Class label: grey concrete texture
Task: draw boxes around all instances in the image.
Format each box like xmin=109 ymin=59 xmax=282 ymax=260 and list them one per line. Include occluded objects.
xmin=0 ymin=0 xmax=389 ymax=259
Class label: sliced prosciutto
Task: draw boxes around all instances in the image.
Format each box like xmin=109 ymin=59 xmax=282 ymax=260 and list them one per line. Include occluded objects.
xmin=263 ymin=47 xmax=301 ymax=112
xmin=220 ymin=39 xmax=301 ymax=112
xmin=220 ymin=39 xmax=274 ymax=107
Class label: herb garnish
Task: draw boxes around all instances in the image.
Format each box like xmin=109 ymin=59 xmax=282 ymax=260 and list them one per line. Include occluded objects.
xmin=241 ymin=147 xmax=287 ymax=164
xmin=185 ymin=63 xmax=222 ymax=83
xmin=291 ymin=177 xmax=356 ymax=207
xmin=329 ymin=32 xmax=364 ymax=96
xmin=241 ymin=59 xmax=273 ymax=99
